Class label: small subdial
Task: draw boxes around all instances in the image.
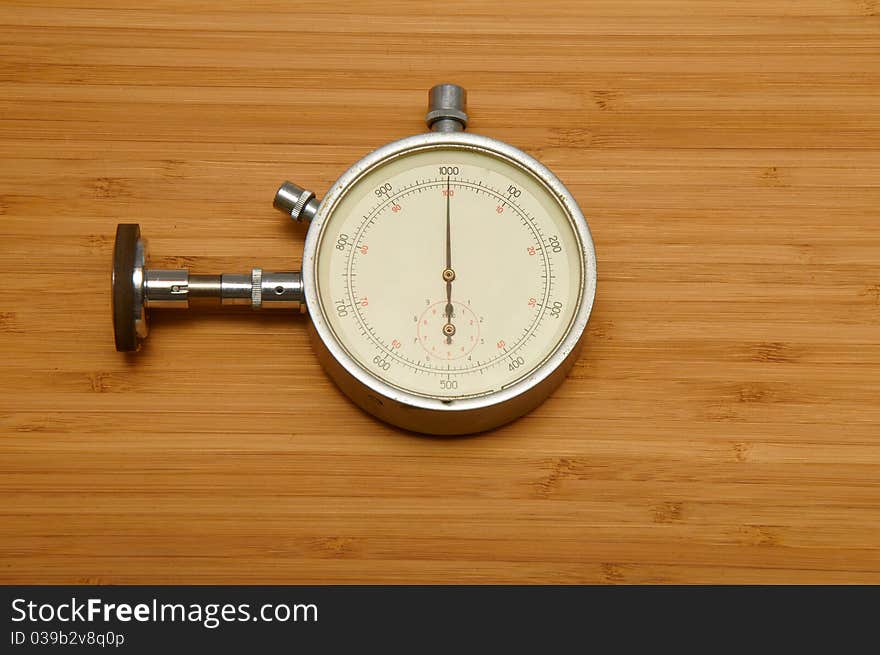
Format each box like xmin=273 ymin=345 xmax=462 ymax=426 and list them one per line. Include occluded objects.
xmin=417 ymin=300 xmax=480 ymax=360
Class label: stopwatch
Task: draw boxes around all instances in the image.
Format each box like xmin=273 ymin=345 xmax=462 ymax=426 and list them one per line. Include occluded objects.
xmin=111 ymin=84 xmax=597 ymax=434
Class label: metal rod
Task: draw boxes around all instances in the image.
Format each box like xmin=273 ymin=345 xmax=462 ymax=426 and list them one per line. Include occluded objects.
xmin=142 ymin=268 xmax=305 ymax=312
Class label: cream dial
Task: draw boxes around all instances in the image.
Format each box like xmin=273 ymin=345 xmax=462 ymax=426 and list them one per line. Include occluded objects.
xmin=315 ymin=145 xmax=582 ymax=399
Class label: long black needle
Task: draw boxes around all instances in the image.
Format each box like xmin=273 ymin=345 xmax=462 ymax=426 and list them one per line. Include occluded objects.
xmin=444 ymin=176 xmax=454 ymax=343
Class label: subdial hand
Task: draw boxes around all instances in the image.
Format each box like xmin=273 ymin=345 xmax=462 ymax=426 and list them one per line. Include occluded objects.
xmin=442 ymin=176 xmax=456 ymax=344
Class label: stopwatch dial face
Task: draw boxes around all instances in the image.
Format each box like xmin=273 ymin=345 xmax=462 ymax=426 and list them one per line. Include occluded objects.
xmin=315 ymin=145 xmax=583 ymax=400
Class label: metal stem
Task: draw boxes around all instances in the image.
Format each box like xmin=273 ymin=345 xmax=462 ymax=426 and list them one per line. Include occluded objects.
xmin=143 ymin=267 xmax=305 ymax=312
xmin=273 ymin=181 xmax=320 ymax=222
xmin=426 ymin=84 xmax=468 ymax=132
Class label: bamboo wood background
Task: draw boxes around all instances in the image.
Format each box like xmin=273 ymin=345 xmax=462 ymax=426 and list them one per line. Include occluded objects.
xmin=1 ymin=1 xmax=879 ymax=584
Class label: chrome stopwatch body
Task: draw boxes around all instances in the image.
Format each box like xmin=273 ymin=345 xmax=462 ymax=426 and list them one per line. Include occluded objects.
xmin=111 ymin=84 xmax=597 ymax=435
xmin=303 ymin=131 xmax=596 ymax=434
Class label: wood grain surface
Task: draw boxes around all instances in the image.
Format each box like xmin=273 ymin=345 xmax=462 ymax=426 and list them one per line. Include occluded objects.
xmin=1 ymin=1 xmax=879 ymax=584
